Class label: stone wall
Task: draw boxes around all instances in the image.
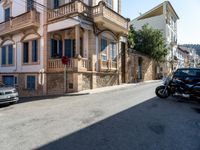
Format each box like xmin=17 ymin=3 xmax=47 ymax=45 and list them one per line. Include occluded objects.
xmin=47 ymin=73 xmax=64 ymax=95
xmin=127 ymin=52 xmax=156 ymax=83
xmin=0 ymin=73 xmax=44 ymax=97
xmin=82 ymin=73 xmax=92 ymax=90
xmin=96 ymin=73 xmax=118 ymax=88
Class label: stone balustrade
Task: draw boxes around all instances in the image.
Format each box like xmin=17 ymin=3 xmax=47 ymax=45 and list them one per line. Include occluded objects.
xmin=47 ymin=1 xmax=91 ymax=21
xmin=48 ymin=58 xmax=90 ymax=72
xmin=99 ymin=59 xmax=118 ymax=71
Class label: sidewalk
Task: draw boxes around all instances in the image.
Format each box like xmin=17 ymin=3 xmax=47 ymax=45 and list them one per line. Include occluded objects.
xmin=65 ymin=80 xmax=161 ymax=96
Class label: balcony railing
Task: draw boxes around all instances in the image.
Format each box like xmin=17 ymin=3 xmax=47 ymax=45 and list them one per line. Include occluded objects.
xmin=92 ymin=2 xmax=128 ymax=30
xmin=99 ymin=59 xmax=118 ymax=71
xmin=0 ymin=10 xmax=40 ymax=37
xmin=47 ymin=58 xmax=90 ymax=72
xmin=47 ymin=1 xmax=91 ymax=21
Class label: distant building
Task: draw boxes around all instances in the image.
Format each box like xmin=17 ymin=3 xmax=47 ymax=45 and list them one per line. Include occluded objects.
xmin=175 ymin=46 xmax=189 ymax=68
xmin=130 ymin=1 xmax=179 ymax=74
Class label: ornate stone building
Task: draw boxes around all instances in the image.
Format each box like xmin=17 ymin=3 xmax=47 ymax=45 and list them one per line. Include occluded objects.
xmin=0 ymin=0 xmax=129 ymax=97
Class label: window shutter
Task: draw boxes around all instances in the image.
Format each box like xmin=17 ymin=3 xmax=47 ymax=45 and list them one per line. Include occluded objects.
xmin=2 ymin=46 xmax=6 ymax=65
xmin=54 ymin=0 xmax=59 ymax=9
xmin=8 ymin=45 xmax=13 ymax=64
xmin=5 ymin=8 xmax=10 ymax=22
xmin=64 ymin=39 xmax=72 ymax=58
xmin=59 ymin=40 xmax=62 ymax=58
xmin=3 ymin=76 xmax=14 ymax=86
xmin=50 ymin=39 xmax=54 ymax=58
xmin=32 ymin=40 xmax=38 ymax=62
xmin=27 ymin=76 xmax=36 ymax=90
xmin=101 ymin=38 xmax=107 ymax=52
xmin=23 ymin=42 xmax=29 ymax=63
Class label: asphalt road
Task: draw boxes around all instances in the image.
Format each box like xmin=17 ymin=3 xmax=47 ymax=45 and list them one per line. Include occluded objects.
xmin=0 ymin=82 xmax=200 ymax=150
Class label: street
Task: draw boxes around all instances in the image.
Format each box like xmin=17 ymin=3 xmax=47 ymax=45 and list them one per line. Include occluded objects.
xmin=0 ymin=82 xmax=200 ymax=150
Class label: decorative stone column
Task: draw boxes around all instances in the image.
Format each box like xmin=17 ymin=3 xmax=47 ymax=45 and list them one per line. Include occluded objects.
xmin=43 ymin=0 xmax=48 ymax=96
xmin=73 ymin=73 xmax=83 ymax=92
xmin=75 ymin=25 xmax=80 ymax=57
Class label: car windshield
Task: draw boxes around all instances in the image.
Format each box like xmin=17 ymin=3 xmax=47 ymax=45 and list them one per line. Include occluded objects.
xmin=174 ymin=69 xmax=200 ymax=77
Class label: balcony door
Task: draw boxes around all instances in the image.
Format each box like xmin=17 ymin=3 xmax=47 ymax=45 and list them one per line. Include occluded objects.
xmin=4 ymin=7 xmax=10 ymax=22
xmin=27 ymin=0 xmax=34 ymax=11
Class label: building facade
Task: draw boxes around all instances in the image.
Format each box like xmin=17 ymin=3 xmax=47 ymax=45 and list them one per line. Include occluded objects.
xmin=173 ymin=46 xmax=189 ymax=69
xmin=0 ymin=0 xmax=129 ymax=97
xmin=130 ymin=1 xmax=179 ymax=75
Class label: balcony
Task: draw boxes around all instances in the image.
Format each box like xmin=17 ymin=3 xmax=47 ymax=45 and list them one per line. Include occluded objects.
xmin=47 ymin=1 xmax=91 ymax=22
xmin=0 ymin=10 xmax=40 ymax=37
xmin=47 ymin=58 xmax=91 ymax=72
xmin=92 ymin=2 xmax=128 ymax=34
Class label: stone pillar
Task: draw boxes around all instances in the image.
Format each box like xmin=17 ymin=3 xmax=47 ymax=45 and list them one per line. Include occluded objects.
xmin=91 ymin=73 xmax=97 ymax=89
xmin=73 ymin=73 xmax=83 ymax=92
xmin=96 ymin=35 xmax=99 ymax=71
xmin=43 ymin=0 xmax=48 ymax=96
xmin=75 ymin=25 xmax=80 ymax=57
xmin=91 ymin=55 xmax=97 ymax=71
xmin=83 ymin=29 xmax=89 ymax=58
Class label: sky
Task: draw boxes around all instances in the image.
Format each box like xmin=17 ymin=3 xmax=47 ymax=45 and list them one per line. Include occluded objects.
xmin=122 ymin=0 xmax=200 ymax=44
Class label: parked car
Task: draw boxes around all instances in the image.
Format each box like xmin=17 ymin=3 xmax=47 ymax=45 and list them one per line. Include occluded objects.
xmin=173 ymin=68 xmax=200 ymax=84
xmin=0 ymin=83 xmax=19 ymax=105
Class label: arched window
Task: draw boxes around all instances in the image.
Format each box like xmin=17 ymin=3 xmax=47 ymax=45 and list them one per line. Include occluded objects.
xmin=21 ymin=33 xmax=40 ymax=64
xmin=100 ymin=31 xmax=117 ymax=61
xmin=1 ymin=40 xmax=14 ymax=66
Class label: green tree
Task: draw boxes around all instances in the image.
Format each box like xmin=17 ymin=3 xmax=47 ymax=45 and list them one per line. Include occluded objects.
xmin=128 ymin=24 xmax=169 ymax=62
xmin=128 ymin=25 xmax=135 ymax=49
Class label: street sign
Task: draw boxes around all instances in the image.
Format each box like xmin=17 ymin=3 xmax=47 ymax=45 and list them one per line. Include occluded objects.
xmin=61 ymin=56 xmax=69 ymax=65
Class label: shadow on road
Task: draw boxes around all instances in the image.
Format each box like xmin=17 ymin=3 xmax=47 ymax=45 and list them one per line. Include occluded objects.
xmin=36 ymin=97 xmax=200 ymax=150
xmin=0 ymin=95 xmax=62 ymax=108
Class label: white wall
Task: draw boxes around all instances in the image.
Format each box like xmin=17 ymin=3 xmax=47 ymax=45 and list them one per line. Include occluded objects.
xmin=12 ymin=1 xmax=26 ymax=17
xmin=0 ymin=0 xmax=45 ymax=73
xmin=132 ymin=15 xmax=166 ymax=35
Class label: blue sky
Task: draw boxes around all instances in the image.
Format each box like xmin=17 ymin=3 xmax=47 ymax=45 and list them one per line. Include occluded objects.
xmin=122 ymin=0 xmax=200 ymax=44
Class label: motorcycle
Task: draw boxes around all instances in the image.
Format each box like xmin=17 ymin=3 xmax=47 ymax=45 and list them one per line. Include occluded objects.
xmin=155 ymin=75 xmax=200 ymax=100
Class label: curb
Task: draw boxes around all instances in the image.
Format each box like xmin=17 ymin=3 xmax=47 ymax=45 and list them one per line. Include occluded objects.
xmin=64 ymin=80 xmax=161 ymax=96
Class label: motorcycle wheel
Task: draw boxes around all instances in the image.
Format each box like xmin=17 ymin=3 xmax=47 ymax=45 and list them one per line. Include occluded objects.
xmin=155 ymin=86 xmax=170 ymax=99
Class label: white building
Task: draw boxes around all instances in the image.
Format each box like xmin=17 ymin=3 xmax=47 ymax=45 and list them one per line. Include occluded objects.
xmin=130 ymin=1 xmax=179 ymax=74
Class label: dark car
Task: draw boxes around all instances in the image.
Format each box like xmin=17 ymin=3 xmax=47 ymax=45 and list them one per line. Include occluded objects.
xmin=173 ymin=68 xmax=200 ymax=84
